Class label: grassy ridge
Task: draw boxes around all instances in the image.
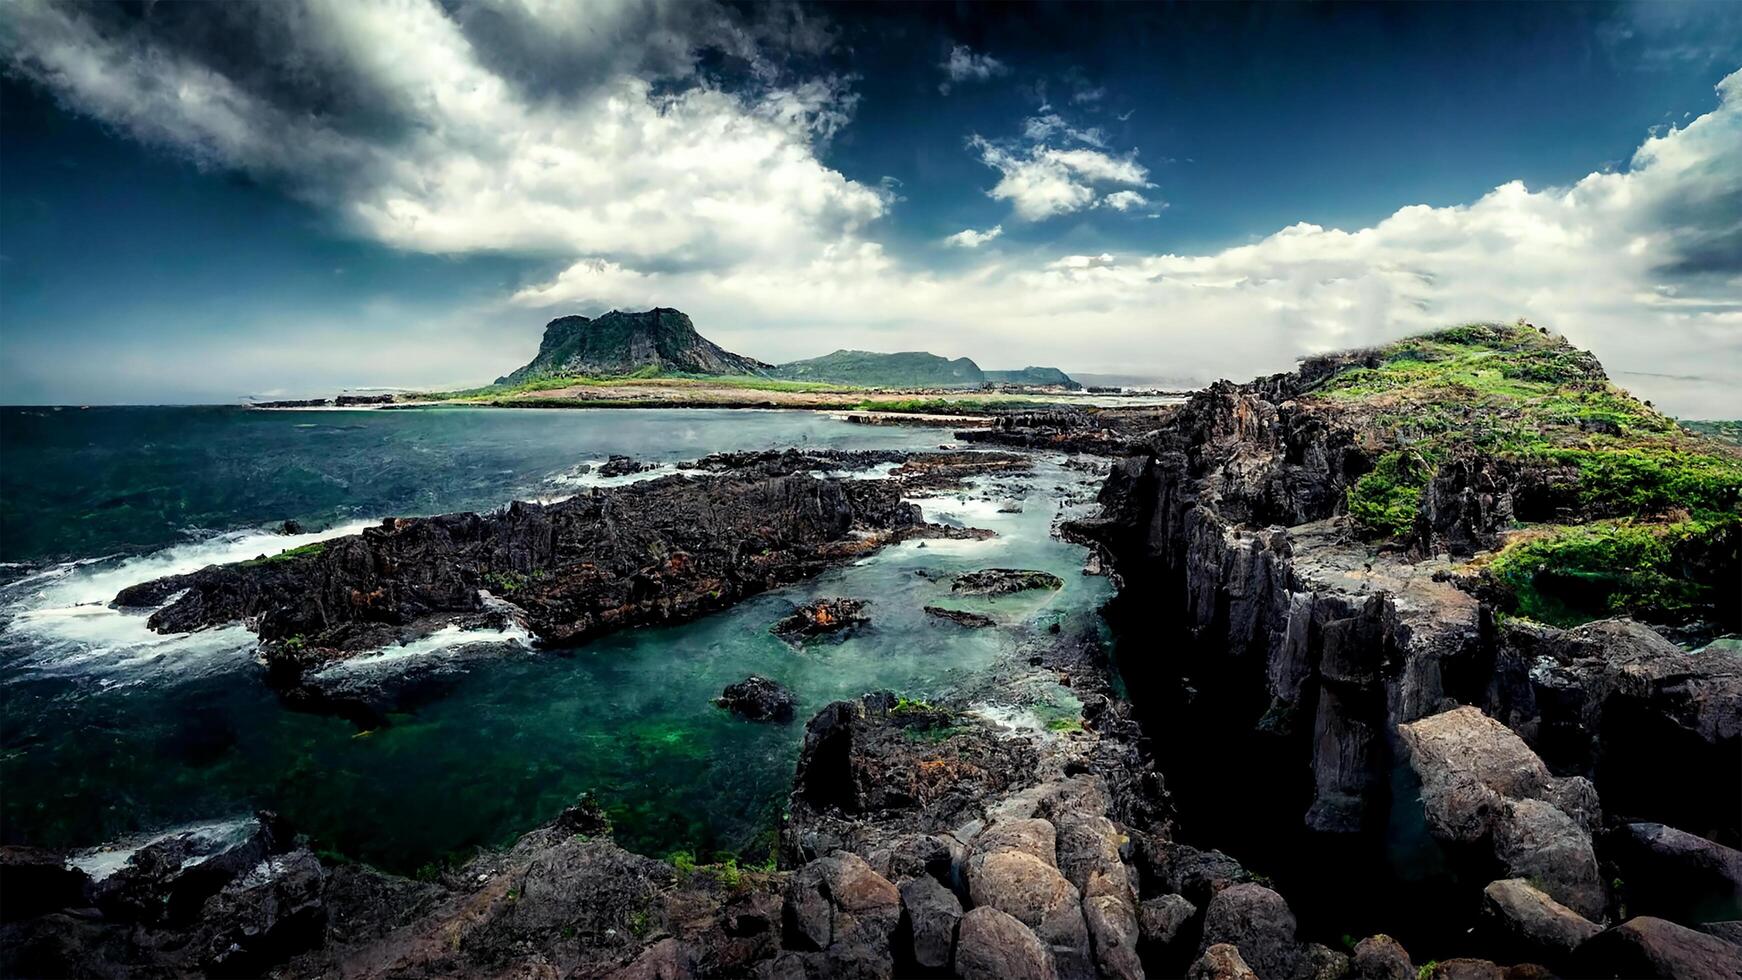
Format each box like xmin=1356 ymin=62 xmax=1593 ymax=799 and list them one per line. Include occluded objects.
xmin=1306 ymin=322 xmax=1741 ymax=628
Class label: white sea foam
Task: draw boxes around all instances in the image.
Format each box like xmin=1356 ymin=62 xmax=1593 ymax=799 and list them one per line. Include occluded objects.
xmin=316 ymin=615 xmax=534 ymax=674
xmin=67 ymin=816 xmax=260 ymax=881
xmin=0 ymin=523 xmax=372 ymax=684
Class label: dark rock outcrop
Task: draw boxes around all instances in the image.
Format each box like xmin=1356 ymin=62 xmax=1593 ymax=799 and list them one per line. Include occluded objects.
xmin=771 ymin=598 xmax=870 ymax=644
xmin=113 ymin=473 xmax=938 ymax=696
xmin=953 ymin=568 xmax=1065 ymax=596
xmin=717 ymin=675 xmax=797 ymax=723
xmin=599 ymin=455 xmax=656 ymax=478
xmin=924 ymin=606 xmax=998 ymax=628
xmin=498 ymin=308 xmax=771 ymax=383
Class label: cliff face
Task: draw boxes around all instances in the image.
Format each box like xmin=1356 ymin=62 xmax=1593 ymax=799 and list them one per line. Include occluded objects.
xmin=1067 ymin=322 xmax=1740 ymax=933
xmin=497 ymin=308 xmax=771 ymax=382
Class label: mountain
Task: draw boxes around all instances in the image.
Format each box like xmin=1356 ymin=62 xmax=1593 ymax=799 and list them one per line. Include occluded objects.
xmin=772 ymin=349 xmax=1080 ymax=389
xmin=497 ymin=308 xmax=771 ymax=383
xmin=772 ymin=350 xmax=982 ymax=388
xmin=984 ymin=367 xmax=1078 ymax=387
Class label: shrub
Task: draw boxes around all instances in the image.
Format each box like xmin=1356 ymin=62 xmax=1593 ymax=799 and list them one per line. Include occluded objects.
xmin=1346 ymin=451 xmax=1431 ymax=540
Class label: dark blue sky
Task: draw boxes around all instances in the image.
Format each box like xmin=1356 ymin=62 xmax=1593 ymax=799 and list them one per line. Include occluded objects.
xmin=2 ymin=1 xmax=1739 ymax=410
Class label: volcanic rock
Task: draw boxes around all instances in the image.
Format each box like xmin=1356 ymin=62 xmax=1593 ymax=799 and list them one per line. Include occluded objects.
xmin=717 ymin=675 xmax=798 ymax=723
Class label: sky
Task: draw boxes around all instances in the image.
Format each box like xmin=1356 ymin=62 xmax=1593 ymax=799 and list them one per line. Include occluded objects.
xmin=1 ymin=1 xmax=1739 ymax=415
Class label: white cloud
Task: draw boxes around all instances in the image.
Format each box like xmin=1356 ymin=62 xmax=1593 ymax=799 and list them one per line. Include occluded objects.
xmin=938 ymin=44 xmax=1007 ymax=93
xmin=943 ymin=225 xmax=1004 ymax=248
xmin=971 ymin=138 xmax=1153 ymax=220
xmin=519 ymin=69 xmax=1742 ymax=417
xmin=4 ymin=1 xmax=1738 ymax=418
xmin=1099 ymin=190 xmax=1150 ymax=211
xmin=0 ymin=0 xmax=884 ymax=270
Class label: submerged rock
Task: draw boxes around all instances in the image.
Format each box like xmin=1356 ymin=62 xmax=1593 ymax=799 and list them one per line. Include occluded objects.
xmin=952 ymin=568 xmax=1065 ymax=596
xmin=770 ymin=597 xmax=870 ymax=644
xmin=923 ymin=606 xmax=998 ymax=628
xmin=717 ymin=675 xmax=797 ymax=723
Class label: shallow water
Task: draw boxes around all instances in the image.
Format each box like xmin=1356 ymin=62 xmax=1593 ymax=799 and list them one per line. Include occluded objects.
xmin=0 ymin=407 xmax=1109 ymax=873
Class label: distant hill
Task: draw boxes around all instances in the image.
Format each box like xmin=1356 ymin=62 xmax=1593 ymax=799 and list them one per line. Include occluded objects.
xmin=497 ymin=308 xmax=771 ymax=383
xmin=771 ymin=349 xmax=1079 ymax=390
xmin=495 ymin=308 xmax=1078 ymax=389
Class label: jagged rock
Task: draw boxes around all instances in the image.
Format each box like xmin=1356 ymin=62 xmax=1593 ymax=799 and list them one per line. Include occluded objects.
xmin=1490 ymin=619 xmax=1742 ymax=843
xmin=924 ymin=606 xmax=998 ymax=628
xmin=114 ymin=474 xmax=926 ymax=697
xmin=1397 ymin=706 xmax=1606 ymax=919
xmin=1608 ymin=822 xmax=1742 ymax=923
xmin=717 ymin=675 xmax=798 ymax=723
xmin=1189 ymin=943 xmax=1259 ymax=980
xmin=953 ymin=568 xmax=1065 ymax=596
xmin=1350 ymin=934 xmax=1413 ymax=980
xmin=1198 ymin=882 xmax=1303 ymax=980
xmin=1139 ymin=893 xmax=1197 ymax=948
xmin=1138 ymin=840 xmax=1253 ymax=908
xmin=782 ymin=850 xmax=900 ymax=978
xmin=899 ymin=874 xmax=961 ymax=970
xmin=1571 ymin=916 xmax=1742 ymax=980
xmin=0 ymin=847 xmax=90 ymax=922
xmin=956 ymin=906 xmax=1059 ymax=980
xmin=608 ymin=938 xmax=697 ymax=980
xmin=599 ymin=455 xmax=655 ymax=478
xmin=93 ymin=813 xmax=290 ymax=926
xmin=1480 ymin=878 xmax=1601 ymax=964
xmin=199 ymin=849 xmax=327 ymax=974
xmin=771 ymin=598 xmax=870 ymax=643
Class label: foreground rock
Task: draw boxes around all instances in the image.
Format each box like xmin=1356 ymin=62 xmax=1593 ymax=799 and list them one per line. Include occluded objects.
xmin=1571 ymin=915 xmax=1742 ymax=980
xmin=1397 ymin=706 xmax=1606 ymax=919
xmin=1480 ymin=878 xmax=1600 ymax=966
xmin=113 ymin=472 xmax=954 ymax=700
xmin=717 ymin=675 xmax=797 ymax=723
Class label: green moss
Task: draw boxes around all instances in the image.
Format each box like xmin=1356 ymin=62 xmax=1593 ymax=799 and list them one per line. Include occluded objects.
xmin=483 ymin=569 xmax=546 ymax=594
xmin=1487 ymin=517 xmax=1737 ymax=626
xmin=1045 ymin=716 xmax=1084 ymax=733
xmin=1417 ymin=961 xmax=1439 ymax=980
xmin=241 ymin=541 xmax=326 ymax=566
xmin=1346 ymin=451 xmax=1430 ymax=539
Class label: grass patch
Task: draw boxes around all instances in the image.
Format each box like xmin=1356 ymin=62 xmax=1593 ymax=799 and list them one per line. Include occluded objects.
xmin=242 ymin=541 xmax=326 ymax=566
xmin=1346 ymin=450 xmax=1430 ymax=539
xmin=1486 ymin=517 xmax=1738 ymax=626
xmin=1515 ymin=447 xmax=1742 ymax=517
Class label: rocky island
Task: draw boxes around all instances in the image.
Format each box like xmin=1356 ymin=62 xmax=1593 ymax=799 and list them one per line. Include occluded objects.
xmin=5 ymin=323 xmax=1738 ymax=980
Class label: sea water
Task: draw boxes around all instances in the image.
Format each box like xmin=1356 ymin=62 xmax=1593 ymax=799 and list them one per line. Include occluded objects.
xmin=0 ymin=407 xmax=1111 ymax=873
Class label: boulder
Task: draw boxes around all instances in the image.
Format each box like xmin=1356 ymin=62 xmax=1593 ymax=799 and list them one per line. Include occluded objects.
xmin=717 ymin=675 xmax=798 ymax=723
xmin=1084 ymin=892 xmax=1144 ymax=980
xmin=898 ymin=875 xmax=960 ymax=971
xmin=1397 ymin=706 xmax=1606 ymax=919
xmin=0 ymin=847 xmax=90 ymax=922
xmin=1350 ymin=934 xmax=1413 ymax=980
xmin=607 ymin=938 xmax=697 ymax=980
xmin=1198 ymin=882 xmax=1302 ymax=980
xmin=1608 ymin=822 xmax=1742 ymax=923
xmin=956 ymin=906 xmax=1059 ymax=980
xmin=1189 ymin=943 xmax=1259 ymax=980
xmin=599 ymin=455 xmax=655 ymax=478
xmin=1139 ymin=894 xmax=1197 ymax=949
xmin=1480 ymin=878 xmax=1600 ymax=963
xmin=967 ymin=818 xmax=1092 ymax=980
xmin=1140 ymin=840 xmax=1253 ymax=907
xmin=1571 ymin=916 xmax=1742 ymax=980
xmin=782 ymin=850 xmax=900 ymax=976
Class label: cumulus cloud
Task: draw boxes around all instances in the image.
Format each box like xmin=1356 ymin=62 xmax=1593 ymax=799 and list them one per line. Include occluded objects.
xmin=943 ymin=225 xmax=1004 ymax=248
xmin=0 ymin=0 xmax=884 ymax=269
xmin=520 ymin=70 xmax=1742 ymax=417
xmin=970 ymin=137 xmax=1153 ymax=220
xmin=938 ymin=44 xmax=1006 ymax=93
xmin=5 ymin=1 xmax=1738 ymax=418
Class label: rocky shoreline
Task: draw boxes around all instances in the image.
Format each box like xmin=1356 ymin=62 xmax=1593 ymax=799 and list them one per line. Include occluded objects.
xmin=5 ymin=326 xmax=1739 ymax=979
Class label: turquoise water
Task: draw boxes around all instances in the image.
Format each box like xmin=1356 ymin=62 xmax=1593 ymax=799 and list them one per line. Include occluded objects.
xmin=0 ymin=407 xmax=1110 ymax=872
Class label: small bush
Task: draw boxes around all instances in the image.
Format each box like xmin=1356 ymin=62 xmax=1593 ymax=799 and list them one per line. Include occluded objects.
xmin=1346 ymin=451 xmax=1431 ymax=539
